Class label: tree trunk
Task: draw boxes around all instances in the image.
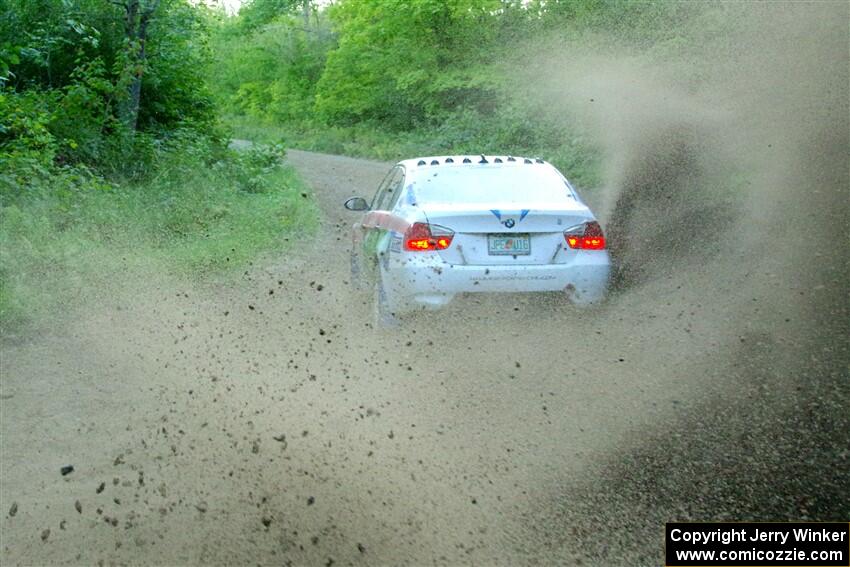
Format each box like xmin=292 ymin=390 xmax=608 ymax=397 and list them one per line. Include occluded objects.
xmin=115 ymin=0 xmax=159 ymax=132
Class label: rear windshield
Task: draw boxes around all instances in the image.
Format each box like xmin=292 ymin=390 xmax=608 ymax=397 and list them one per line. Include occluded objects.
xmin=411 ymin=165 xmax=574 ymax=205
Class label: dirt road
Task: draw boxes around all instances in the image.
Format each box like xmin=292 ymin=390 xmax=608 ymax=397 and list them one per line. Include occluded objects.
xmin=1 ymin=147 xmax=847 ymax=566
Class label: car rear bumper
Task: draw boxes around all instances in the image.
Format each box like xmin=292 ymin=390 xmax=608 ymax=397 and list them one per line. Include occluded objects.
xmin=383 ymin=250 xmax=611 ymax=306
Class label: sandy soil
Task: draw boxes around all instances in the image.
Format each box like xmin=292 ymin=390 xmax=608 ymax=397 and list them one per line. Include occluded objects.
xmin=2 ymin=139 xmax=847 ymax=565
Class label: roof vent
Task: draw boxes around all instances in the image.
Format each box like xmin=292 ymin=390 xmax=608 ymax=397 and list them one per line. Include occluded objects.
xmin=462 ymin=157 xmax=472 ymax=163
xmin=494 ymin=157 xmax=503 ymax=163
xmin=444 ymin=157 xmax=454 ymax=163
xmin=479 ymin=154 xmax=488 ymax=164
xmin=524 ymin=158 xmax=533 ymax=164
xmin=507 ymin=156 xmax=516 ymax=162
xmin=430 ymin=159 xmax=439 ymax=165
xmin=417 ymin=160 xmax=426 ymax=166
xmin=535 ymin=158 xmax=544 ymax=164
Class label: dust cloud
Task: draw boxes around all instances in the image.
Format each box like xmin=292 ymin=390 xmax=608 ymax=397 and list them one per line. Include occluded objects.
xmin=1 ymin=3 xmax=848 ymax=566
xmin=509 ymin=2 xmax=849 ymax=562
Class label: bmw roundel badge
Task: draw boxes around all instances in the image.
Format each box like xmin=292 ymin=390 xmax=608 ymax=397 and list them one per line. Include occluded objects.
xmin=504 ymin=218 xmax=515 ymax=228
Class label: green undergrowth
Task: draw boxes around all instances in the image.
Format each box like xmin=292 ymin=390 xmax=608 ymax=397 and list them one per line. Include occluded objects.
xmin=0 ymin=139 xmax=318 ymax=333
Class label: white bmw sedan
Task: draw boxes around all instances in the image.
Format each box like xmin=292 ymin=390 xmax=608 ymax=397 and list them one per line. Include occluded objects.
xmin=344 ymin=155 xmax=610 ymax=319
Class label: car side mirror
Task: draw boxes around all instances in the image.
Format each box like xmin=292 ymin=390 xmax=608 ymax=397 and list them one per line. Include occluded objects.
xmin=344 ymin=197 xmax=369 ymax=211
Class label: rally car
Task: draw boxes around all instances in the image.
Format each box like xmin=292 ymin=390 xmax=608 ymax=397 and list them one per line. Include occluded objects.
xmin=344 ymin=155 xmax=610 ymax=321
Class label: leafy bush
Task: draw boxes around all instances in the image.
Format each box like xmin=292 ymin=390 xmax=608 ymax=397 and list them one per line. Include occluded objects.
xmin=0 ymin=88 xmax=59 ymax=165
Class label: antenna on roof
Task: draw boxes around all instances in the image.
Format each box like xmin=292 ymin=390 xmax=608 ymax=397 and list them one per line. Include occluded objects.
xmin=479 ymin=155 xmax=488 ymax=164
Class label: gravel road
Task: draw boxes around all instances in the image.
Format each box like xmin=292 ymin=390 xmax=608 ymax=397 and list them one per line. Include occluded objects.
xmin=1 ymin=146 xmax=847 ymax=566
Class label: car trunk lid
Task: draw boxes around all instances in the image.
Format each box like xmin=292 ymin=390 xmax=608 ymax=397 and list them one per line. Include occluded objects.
xmin=421 ymin=202 xmax=594 ymax=266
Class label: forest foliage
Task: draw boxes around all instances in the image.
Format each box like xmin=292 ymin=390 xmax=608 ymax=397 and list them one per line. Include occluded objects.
xmin=211 ymin=0 xmax=714 ymax=186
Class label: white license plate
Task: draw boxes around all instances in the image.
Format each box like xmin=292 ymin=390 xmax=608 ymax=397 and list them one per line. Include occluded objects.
xmin=488 ymin=234 xmax=531 ymax=255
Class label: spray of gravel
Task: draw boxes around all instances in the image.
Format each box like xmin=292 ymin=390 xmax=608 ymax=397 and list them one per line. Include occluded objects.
xmin=509 ymin=2 xmax=850 ymax=372
xmin=507 ymin=2 xmax=849 ymax=563
xmin=518 ymin=3 xmax=848 ymax=293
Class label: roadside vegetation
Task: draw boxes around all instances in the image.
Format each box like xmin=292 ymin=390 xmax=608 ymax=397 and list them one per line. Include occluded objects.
xmin=0 ymin=0 xmax=316 ymax=332
xmin=210 ymin=0 xmax=737 ymax=190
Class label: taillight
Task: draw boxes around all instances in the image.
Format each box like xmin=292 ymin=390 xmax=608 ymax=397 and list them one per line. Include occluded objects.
xmin=564 ymin=221 xmax=606 ymax=250
xmin=404 ymin=222 xmax=454 ymax=251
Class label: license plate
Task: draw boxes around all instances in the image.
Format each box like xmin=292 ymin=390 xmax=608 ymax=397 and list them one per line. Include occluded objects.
xmin=488 ymin=234 xmax=531 ymax=255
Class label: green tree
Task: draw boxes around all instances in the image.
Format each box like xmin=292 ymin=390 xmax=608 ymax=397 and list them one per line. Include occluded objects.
xmin=314 ymin=0 xmax=504 ymax=128
xmin=0 ymin=0 xmax=217 ymax=170
xmin=239 ymin=0 xmax=314 ymax=31
xmin=209 ymin=0 xmax=332 ymax=123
